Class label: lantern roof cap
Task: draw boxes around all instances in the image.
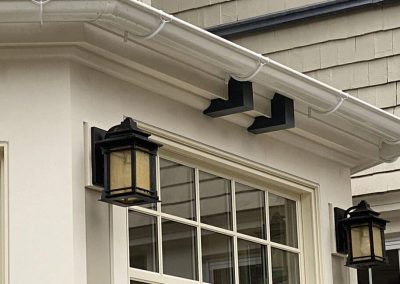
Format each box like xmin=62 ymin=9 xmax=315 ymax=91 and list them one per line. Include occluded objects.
xmin=348 ymin=201 xmax=380 ymax=218
xmin=105 ymin=117 xmax=150 ymax=139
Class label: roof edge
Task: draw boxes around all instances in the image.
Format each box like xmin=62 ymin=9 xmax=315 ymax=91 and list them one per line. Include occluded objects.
xmin=208 ymin=0 xmax=398 ymax=38
xmin=1 ymin=0 xmax=400 ymax=167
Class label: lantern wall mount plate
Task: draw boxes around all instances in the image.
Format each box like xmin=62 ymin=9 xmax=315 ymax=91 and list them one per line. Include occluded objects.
xmin=335 ymin=201 xmax=388 ymax=269
xmin=91 ymin=117 xmax=161 ymax=207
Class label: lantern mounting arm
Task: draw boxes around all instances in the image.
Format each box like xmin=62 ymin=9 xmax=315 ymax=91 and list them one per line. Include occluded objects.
xmin=334 ymin=202 xmax=370 ymax=255
xmin=343 ymin=205 xmax=358 ymax=218
xmin=334 ymin=206 xmax=349 ymax=255
xmin=91 ymin=126 xmax=107 ymax=187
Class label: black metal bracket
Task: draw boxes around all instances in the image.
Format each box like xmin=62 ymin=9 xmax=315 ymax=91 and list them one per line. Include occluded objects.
xmin=203 ymin=78 xmax=254 ymax=117
xmin=334 ymin=207 xmax=348 ymax=254
xmin=248 ymin=93 xmax=294 ymax=134
xmin=91 ymin=127 xmax=106 ymax=187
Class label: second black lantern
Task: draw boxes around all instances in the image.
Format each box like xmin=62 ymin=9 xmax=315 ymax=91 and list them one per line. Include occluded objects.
xmin=335 ymin=201 xmax=388 ymax=269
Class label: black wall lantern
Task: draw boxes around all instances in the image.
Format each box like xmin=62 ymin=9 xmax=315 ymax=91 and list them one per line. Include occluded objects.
xmin=91 ymin=117 xmax=161 ymax=207
xmin=335 ymin=201 xmax=388 ymax=269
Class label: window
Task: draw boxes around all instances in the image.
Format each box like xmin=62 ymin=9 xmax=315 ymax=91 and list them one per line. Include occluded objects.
xmin=0 ymin=144 xmax=8 ymax=284
xmin=128 ymin=157 xmax=302 ymax=284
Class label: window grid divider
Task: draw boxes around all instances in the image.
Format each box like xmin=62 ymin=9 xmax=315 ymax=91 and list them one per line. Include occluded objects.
xmin=156 ymin=156 xmax=164 ymax=275
xmin=269 ymin=242 xmax=301 ymax=254
xmin=157 ymin=214 xmax=163 ymax=275
xmin=231 ymin=180 xmax=239 ymax=284
xmin=297 ymin=198 xmax=306 ymax=284
xmin=195 ymin=168 xmax=203 ymax=283
xmin=265 ymin=189 xmax=273 ymax=284
xmin=267 ymin=245 xmax=273 ymax=284
xmin=129 ymin=206 xmax=301 ymax=253
xmin=265 ymin=191 xmax=270 ymax=242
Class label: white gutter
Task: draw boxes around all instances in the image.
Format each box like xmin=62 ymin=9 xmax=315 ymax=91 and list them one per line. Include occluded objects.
xmin=114 ymin=1 xmax=400 ymax=137
xmin=2 ymin=0 xmax=400 ymax=160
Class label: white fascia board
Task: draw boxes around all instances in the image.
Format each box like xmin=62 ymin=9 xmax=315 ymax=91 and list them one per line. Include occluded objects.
xmin=2 ymin=0 xmax=400 ymax=166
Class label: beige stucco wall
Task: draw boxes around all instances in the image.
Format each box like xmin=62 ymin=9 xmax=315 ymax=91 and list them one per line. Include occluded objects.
xmin=68 ymin=61 xmax=354 ymax=284
xmin=0 ymin=52 xmax=357 ymax=283
xmin=0 ymin=59 xmax=74 ymax=283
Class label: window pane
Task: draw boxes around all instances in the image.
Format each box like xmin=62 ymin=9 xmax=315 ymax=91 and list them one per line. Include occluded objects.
xmin=371 ymin=249 xmax=400 ymax=283
xmin=202 ymin=229 xmax=234 ymax=284
xmin=236 ymin=183 xmax=266 ymax=239
xmin=269 ymin=193 xmax=298 ymax=248
xmin=160 ymin=159 xmax=196 ymax=220
xmin=128 ymin=211 xmax=158 ymax=272
xmin=199 ymin=171 xmax=232 ymax=230
xmin=271 ymin=248 xmax=299 ymax=284
xmin=356 ymin=269 xmax=369 ymax=284
xmin=238 ymin=239 xmax=268 ymax=284
xmin=162 ymin=219 xmax=198 ymax=280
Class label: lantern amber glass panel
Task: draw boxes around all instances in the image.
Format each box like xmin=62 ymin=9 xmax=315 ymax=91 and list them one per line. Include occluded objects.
xmin=351 ymin=225 xmax=371 ymax=261
xmin=135 ymin=149 xmax=151 ymax=191
xmin=110 ymin=150 xmax=132 ymax=193
xmin=109 ymin=148 xmax=152 ymax=195
xmin=373 ymin=226 xmax=383 ymax=259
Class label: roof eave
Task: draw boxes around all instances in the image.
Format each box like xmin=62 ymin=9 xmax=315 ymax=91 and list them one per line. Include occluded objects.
xmin=1 ymin=0 xmax=399 ymax=171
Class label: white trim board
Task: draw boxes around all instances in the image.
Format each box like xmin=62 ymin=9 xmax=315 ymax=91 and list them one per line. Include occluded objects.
xmin=0 ymin=143 xmax=9 ymax=284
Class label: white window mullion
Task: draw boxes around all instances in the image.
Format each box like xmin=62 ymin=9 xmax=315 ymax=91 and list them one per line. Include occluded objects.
xmin=231 ymin=180 xmax=239 ymax=284
xmin=297 ymin=200 xmax=305 ymax=284
xmin=267 ymin=245 xmax=273 ymax=284
xmin=265 ymin=190 xmax=270 ymax=242
xmin=0 ymin=145 xmax=7 ymax=284
xmin=156 ymin=156 xmax=164 ymax=275
xmin=265 ymin=190 xmax=273 ymax=284
xmin=195 ymin=168 xmax=203 ymax=283
xmin=269 ymin=242 xmax=301 ymax=254
xmin=157 ymin=214 xmax=163 ymax=275
xmin=368 ymin=268 xmax=373 ymax=284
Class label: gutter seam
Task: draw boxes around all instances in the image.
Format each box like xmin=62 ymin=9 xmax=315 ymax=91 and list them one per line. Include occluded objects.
xmin=309 ymin=95 xmax=349 ymax=117
xmin=129 ymin=15 xmax=172 ymax=40
xmin=31 ymin=0 xmax=52 ymax=26
xmin=230 ymin=57 xmax=268 ymax=81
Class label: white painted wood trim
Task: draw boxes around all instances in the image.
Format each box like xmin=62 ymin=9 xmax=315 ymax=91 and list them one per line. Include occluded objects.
xmin=0 ymin=143 xmax=9 ymax=284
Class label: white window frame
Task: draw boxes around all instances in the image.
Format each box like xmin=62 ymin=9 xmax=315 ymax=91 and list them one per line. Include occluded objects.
xmin=0 ymin=143 xmax=9 ymax=284
xmin=120 ymin=126 xmax=323 ymax=284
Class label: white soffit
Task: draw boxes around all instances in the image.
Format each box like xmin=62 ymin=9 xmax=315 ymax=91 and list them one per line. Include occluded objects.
xmin=1 ymin=0 xmax=400 ymax=171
